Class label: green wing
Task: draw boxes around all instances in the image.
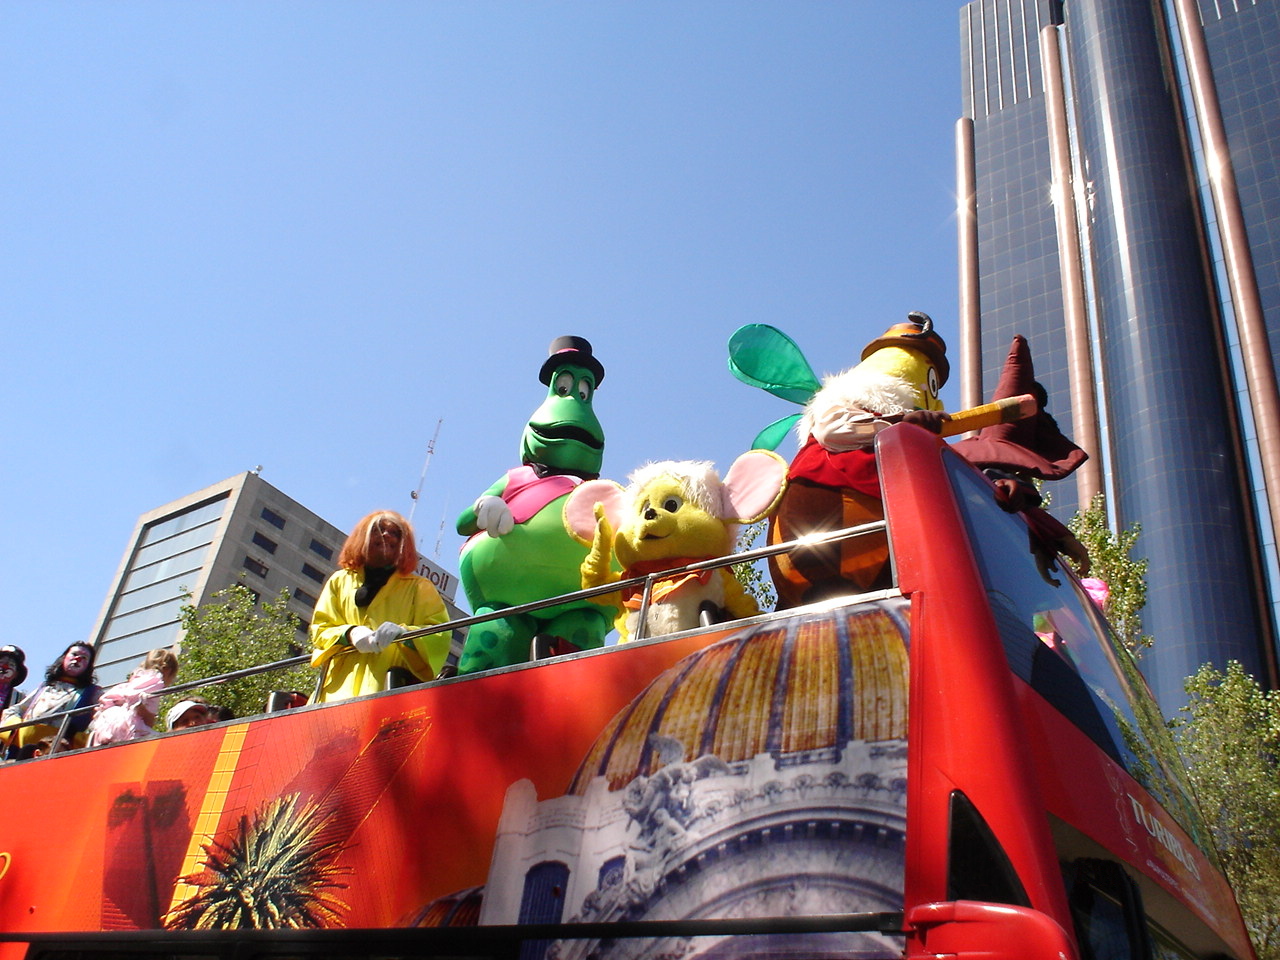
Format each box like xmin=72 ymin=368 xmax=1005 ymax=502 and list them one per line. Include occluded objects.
xmin=727 ymin=324 xmax=822 ymax=403
xmin=752 ymin=414 xmax=803 ymax=451
xmin=728 ymin=324 xmax=820 ymax=449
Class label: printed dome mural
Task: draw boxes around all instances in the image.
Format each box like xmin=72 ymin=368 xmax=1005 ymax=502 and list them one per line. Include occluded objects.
xmin=568 ymin=602 xmax=910 ymax=796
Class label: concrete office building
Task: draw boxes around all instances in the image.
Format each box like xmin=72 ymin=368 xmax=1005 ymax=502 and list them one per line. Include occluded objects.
xmin=958 ymin=0 xmax=1280 ymax=710
xmin=89 ymin=472 xmax=462 ymax=685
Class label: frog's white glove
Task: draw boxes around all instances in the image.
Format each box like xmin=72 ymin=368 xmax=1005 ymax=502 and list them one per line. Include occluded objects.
xmin=474 ymin=495 xmax=515 ymax=537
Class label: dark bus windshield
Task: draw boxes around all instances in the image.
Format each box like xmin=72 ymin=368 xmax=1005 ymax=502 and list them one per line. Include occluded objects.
xmin=942 ymin=452 xmax=1210 ymax=858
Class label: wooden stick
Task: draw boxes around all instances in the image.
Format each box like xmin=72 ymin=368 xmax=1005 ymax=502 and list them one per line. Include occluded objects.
xmin=937 ymin=393 xmax=1037 ymax=438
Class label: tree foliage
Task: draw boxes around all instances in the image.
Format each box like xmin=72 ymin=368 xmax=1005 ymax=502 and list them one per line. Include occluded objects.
xmin=1067 ymin=493 xmax=1153 ymax=658
xmin=1070 ymin=494 xmax=1278 ymax=949
xmin=1176 ymin=661 xmax=1280 ymax=960
xmin=167 ymin=581 xmax=314 ymax=721
xmin=732 ymin=519 xmax=776 ymax=612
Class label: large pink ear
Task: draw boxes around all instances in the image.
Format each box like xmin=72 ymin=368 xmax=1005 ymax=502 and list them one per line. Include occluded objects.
xmin=719 ymin=450 xmax=788 ymax=523
xmin=564 ymin=480 xmax=626 ymax=544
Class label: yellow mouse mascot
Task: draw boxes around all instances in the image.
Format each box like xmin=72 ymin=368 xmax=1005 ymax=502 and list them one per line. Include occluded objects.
xmin=565 ymin=451 xmax=787 ymax=641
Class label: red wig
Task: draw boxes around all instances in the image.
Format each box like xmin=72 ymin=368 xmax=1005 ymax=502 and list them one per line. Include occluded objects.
xmin=338 ymin=510 xmax=418 ymax=575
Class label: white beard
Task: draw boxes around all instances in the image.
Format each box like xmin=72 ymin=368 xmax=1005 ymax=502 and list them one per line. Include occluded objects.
xmin=798 ymin=368 xmax=919 ymax=447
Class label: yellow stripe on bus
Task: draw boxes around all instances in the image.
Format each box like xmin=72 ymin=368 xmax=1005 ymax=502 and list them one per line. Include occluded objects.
xmin=163 ymin=724 xmax=250 ymax=921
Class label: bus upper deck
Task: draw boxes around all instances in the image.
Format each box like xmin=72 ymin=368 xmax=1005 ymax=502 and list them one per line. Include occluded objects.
xmin=0 ymin=423 xmax=1255 ymax=960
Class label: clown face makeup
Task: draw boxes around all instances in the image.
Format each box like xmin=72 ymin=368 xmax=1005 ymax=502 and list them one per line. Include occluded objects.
xmin=61 ymin=646 xmax=92 ymax=679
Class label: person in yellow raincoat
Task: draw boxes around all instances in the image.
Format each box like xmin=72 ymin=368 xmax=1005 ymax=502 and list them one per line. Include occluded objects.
xmin=310 ymin=510 xmax=449 ymax=703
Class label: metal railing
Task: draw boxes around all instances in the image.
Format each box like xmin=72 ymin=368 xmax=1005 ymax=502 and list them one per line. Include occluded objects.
xmin=0 ymin=520 xmax=889 ymax=760
xmin=1 ymin=910 xmax=906 ymax=955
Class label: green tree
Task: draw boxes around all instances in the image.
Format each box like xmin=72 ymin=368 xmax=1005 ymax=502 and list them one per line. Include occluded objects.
xmin=1068 ymin=495 xmax=1275 ymax=948
xmin=732 ymin=519 xmax=776 ymax=612
xmin=168 ymin=581 xmax=314 ymax=721
xmin=165 ymin=793 xmax=350 ymax=929
xmin=1177 ymin=662 xmax=1280 ymax=960
xmin=1068 ymin=493 xmax=1153 ymax=658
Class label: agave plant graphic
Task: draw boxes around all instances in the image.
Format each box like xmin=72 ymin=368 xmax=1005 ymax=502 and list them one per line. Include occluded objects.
xmin=165 ymin=793 xmax=351 ymax=930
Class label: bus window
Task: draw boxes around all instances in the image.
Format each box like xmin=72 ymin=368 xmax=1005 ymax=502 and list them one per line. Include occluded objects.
xmin=947 ymin=790 xmax=1031 ymax=906
xmin=942 ymin=453 xmax=1208 ymax=852
xmin=1066 ymin=858 xmax=1152 ymax=960
xmin=1148 ymin=920 xmax=1205 ymax=960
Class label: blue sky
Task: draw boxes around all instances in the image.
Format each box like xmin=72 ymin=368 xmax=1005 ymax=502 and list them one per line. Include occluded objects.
xmin=2 ymin=3 xmax=963 ymax=677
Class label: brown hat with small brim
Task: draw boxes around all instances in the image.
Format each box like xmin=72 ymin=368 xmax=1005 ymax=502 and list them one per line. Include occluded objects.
xmin=860 ymin=311 xmax=949 ymax=387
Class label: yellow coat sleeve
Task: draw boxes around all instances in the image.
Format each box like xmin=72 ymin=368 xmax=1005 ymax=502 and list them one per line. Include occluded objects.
xmin=310 ymin=569 xmax=360 ymax=671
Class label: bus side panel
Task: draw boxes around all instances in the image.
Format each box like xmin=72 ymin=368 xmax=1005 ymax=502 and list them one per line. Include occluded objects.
xmin=0 ymin=632 xmax=718 ymax=935
xmin=0 ymin=603 xmax=910 ymax=954
xmin=1019 ymin=681 xmax=1255 ymax=959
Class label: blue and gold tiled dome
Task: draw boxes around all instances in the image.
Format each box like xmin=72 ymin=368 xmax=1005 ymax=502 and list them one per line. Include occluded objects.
xmin=568 ymin=601 xmax=910 ymax=796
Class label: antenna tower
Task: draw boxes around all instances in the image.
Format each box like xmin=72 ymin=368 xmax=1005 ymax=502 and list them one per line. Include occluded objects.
xmin=434 ymin=500 xmax=449 ymax=558
xmin=408 ymin=418 xmax=443 ymax=523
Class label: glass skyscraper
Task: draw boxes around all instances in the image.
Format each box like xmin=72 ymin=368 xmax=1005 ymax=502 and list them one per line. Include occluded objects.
xmin=959 ymin=0 xmax=1280 ymax=712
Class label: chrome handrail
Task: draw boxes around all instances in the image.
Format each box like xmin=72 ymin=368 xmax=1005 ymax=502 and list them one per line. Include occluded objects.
xmin=1 ymin=520 xmax=888 ymax=760
xmin=395 ymin=518 xmax=886 ymax=643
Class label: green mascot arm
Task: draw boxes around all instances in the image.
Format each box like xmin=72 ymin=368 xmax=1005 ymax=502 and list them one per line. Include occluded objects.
xmin=457 ymin=475 xmax=511 ymax=537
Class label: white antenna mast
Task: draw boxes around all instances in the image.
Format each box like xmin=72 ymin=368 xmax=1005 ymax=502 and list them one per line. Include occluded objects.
xmin=434 ymin=500 xmax=449 ymax=558
xmin=408 ymin=418 xmax=443 ymax=523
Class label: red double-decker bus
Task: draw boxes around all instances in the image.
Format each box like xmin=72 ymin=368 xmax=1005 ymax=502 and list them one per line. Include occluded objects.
xmin=0 ymin=423 xmax=1255 ymax=960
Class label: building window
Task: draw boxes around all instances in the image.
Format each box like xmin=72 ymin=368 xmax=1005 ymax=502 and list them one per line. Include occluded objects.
xmin=598 ymin=856 xmax=625 ymax=890
xmin=294 ymin=587 xmax=318 ymax=608
xmin=309 ymin=538 xmax=333 ymax=560
xmin=243 ymin=557 xmax=269 ymax=578
xmin=260 ymin=507 xmax=286 ymax=530
xmin=252 ymin=531 xmax=278 ymax=554
xmin=301 ymin=563 xmax=326 ymax=584
xmin=140 ymin=496 xmax=228 ymax=546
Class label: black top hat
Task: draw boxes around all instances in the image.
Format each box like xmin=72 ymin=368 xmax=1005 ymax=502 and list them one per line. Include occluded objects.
xmin=860 ymin=311 xmax=950 ymax=388
xmin=539 ymin=335 xmax=605 ymax=386
xmin=0 ymin=645 xmax=28 ymax=686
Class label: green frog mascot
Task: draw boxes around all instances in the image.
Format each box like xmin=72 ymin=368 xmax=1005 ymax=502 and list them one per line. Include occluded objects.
xmin=455 ymin=336 xmax=620 ymax=673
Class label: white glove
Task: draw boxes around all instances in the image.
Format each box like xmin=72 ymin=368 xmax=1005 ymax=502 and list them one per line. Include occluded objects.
xmin=349 ymin=625 xmax=378 ymax=653
xmin=810 ymin=406 xmax=885 ymax=452
xmin=474 ymin=495 xmax=515 ymax=537
xmin=373 ymin=621 xmax=406 ymax=648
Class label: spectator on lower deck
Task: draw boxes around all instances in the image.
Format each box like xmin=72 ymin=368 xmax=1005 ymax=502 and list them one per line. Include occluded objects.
xmin=0 ymin=643 xmax=102 ymax=759
xmin=88 ymin=648 xmax=179 ymax=747
xmin=0 ymin=645 xmax=28 ymax=712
